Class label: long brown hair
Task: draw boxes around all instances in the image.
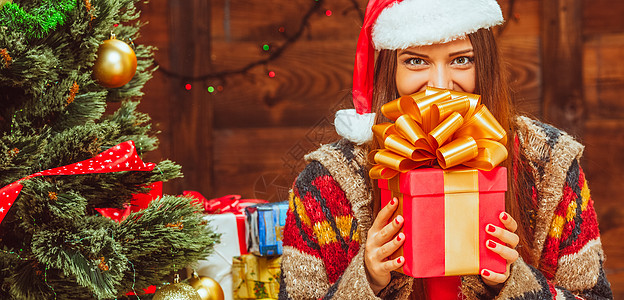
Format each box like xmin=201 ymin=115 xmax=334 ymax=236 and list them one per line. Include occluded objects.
xmin=368 ymin=28 xmax=535 ymax=298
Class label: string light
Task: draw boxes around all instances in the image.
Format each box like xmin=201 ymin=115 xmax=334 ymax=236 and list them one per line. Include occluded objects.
xmin=0 ymin=249 xmax=27 ymax=260
xmin=185 ymin=83 xmax=192 ymax=90
xmin=109 ymin=229 xmax=140 ymax=299
xmin=325 ymin=10 xmax=332 ymax=16
xmin=153 ymin=0 xmax=355 ymax=93
xmin=127 ymin=259 xmax=139 ymax=299
xmin=155 ymin=164 xmax=165 ymax=175
xmin=44 ymin=265 xmax=57 ymax=299
xmin=10 ymin=108 xmax=23 ymax=134
xmin=207 ymin=86 xmax=215 ymax=93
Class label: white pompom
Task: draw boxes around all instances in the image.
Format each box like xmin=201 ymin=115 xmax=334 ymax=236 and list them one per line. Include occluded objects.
xmin=334 ymin=109 xmax=375 ymax=145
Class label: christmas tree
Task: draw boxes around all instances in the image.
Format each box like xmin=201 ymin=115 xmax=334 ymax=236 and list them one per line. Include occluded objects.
xmin=0 ymin=0 xmax=218 ymax=299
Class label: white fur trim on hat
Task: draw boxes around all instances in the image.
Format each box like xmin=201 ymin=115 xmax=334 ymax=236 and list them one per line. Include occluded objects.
xmin=334 ymin=109 xmax=375 ymax=145
xmin=372 ymin=0 xmax=504 ymax=50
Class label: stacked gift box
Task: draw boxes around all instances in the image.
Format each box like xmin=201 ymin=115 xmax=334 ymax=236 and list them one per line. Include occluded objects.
xmin=186 ymin=192 xmax=288 ymax=300
xmin=245 ymin=202 xmax=289 ymax=256
xmin=237 ymin=201 xmax=287 ymax=299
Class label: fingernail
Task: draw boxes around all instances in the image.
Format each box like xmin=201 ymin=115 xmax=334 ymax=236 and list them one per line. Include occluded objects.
xmin=397 ymin=257 xmax=403 ymax=264
xmin=488 ymin=240 xmax=496 ymax=248
xmin=487 ymin=225 xmax=496 ymax=233
xmin=501 ymin=212 xmax=508 ymax=221
xmin=397 ymin=233 xmax=404 ymax=242
xmin=390 ymin=198 xmax=395 ymax=206
xmin=482 ymin=270 xmax=490 ymax=276
xmin=395 ymin=215 xmax=403 ymax=224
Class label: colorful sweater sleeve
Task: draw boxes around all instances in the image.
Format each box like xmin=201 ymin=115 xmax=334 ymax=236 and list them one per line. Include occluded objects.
xmin=461 ymin=160 xmax=613 ymax=299
xmin=278 ymin=160 xmax=412 ymax=300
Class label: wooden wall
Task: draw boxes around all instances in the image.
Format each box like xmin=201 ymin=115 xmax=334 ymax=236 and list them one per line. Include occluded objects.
xmin=581 ymin=0 xmax=624 ymax=292
xmin=132 ymin=0 xmax=624 ymax=295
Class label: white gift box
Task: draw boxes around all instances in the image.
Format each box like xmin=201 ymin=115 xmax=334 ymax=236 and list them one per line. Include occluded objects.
xmin=193 ymin=213 xmax=242 ymax=300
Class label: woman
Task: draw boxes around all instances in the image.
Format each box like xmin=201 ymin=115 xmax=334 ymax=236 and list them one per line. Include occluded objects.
xmin=279 ymin=0 xmax=613 ymax=299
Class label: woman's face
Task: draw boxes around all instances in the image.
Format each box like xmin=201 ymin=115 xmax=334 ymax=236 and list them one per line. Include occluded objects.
xmin=395 ymin=38 xmax=476 ymax=96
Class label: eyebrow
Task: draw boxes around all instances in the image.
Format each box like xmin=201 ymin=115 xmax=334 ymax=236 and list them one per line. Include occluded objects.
xmin=398 ymin=49 xmax=474 ymax=58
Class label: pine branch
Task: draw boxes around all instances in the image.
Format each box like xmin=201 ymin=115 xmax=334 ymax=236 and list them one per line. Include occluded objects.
xmin=0 ymin=0 xmax=218 ymax=298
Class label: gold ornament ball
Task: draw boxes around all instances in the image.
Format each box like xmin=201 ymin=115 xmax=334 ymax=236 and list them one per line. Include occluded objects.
xmin=189 ymin=275 xmax=225 ymax=300
xmin=92 ymin=38 xmax=137 ymax=88
xmin=153 ymin=283 xmax=201 ymax=300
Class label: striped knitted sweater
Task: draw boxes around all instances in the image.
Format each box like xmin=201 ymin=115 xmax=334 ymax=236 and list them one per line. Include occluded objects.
xmin=279 ymin=116 xmax=613 ymax=300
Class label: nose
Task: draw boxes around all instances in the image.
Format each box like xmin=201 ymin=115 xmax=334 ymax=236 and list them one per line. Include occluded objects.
xmin=427 ymin=65 xmax=453 ymax=90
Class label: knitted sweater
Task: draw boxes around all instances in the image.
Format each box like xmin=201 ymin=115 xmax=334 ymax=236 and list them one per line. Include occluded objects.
xmin=278 ymin=116 xmax=613 ymax=299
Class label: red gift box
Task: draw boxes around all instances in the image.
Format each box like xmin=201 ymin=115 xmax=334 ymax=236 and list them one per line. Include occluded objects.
xmin=378 ymin=167 xmax=507 ymax=278
xmin=184 ymin=192 xmax=267 ymax=255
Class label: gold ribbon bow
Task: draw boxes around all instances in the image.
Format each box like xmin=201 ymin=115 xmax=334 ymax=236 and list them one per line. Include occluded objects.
xmin=369 ymin=87 xmax=508 ymax=179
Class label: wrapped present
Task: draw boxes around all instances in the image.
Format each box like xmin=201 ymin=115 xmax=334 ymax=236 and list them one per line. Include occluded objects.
xmin=232 ymin=254 xmax=281 ymax=300
xmin=369 ymin=88 xmax=509 ymax=278
xmin=245 ymin=201 xmax=288 ymax=256
xmin=194 ymin=213 xmax=240 ymax=300
xmin=185 ymin=193 xmax=268 ymax=300
xmin=379 ymin=167 xmax=507 ymax=277
xmin=185 ymin=192 xmax=267 ymax=255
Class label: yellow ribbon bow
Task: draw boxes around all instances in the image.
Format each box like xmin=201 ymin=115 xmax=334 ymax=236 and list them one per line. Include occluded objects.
xmin=369 ymin=87 xmax=508 ymax=179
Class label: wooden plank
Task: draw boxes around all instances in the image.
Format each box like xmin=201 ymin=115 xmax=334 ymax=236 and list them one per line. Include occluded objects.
xmin=601 ymin=226 xmax=624 ymax=298
xmin=135 ymin=0 xmax=170 ymax=46
xmin=541 ymin=0 xmax=584 ymax=136
xmin=210 ymin=0 xmax=365 ymax=41
xmin=213 ymin=126 xmax=339 ymax=200
xmin=582 ymin=0 xmax=624 ymax=36
xmin=497 ymin=0 xmax=541 ymax=37
xmin=582 ymin=120 xmax=624 ymax=213
xmin=583 ymin=33 xmax=624 ymax=120
xmin=166 ymin=0 xmax=213 ymax=195
xmin=498 ymin=37 xmax=541 ymax=116
xmin=210 ymin=41 xmax=355 ymax=129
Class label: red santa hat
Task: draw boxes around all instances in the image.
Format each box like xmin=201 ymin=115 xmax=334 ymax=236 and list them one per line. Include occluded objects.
xmin=335 ymin=0 xmax=504 ymax=144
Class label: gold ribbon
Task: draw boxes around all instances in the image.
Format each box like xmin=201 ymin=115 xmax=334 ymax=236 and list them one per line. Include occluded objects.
xmin=369 ymin=87 xmax=508 ymax=179
xmin=444 ymin=169 xmax=479 ymax=275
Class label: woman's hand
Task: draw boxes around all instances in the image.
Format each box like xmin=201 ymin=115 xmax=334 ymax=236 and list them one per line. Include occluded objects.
xmin=480 ymin=211 xmax=520 ymax=288
xmin=365 ymin=197 xmax=405 ymax=294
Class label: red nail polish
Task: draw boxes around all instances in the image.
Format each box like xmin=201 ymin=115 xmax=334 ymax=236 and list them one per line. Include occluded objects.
xmin=397 ymin=257 xmax=403 ymax=264
xmin=395 ymin=215 xmax=403 ymax=224
xmin=390 ymin=198 xmax=395 ymax=206
xmin=501 ymin=213 xmax=508 ymax=221
xmin=488 ymin=240 xmax=496 ymax=248
xmin=482 ymin=270 xmax=490 ymax=276
xmin=487 ymin=225 xmax=496 ymax=233
xmin=397 ymin=235 xmax=402 ymax=242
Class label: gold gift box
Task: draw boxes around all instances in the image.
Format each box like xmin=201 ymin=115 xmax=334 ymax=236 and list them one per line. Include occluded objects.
xmin=232 ymin=254 xmax=281 ymax=299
